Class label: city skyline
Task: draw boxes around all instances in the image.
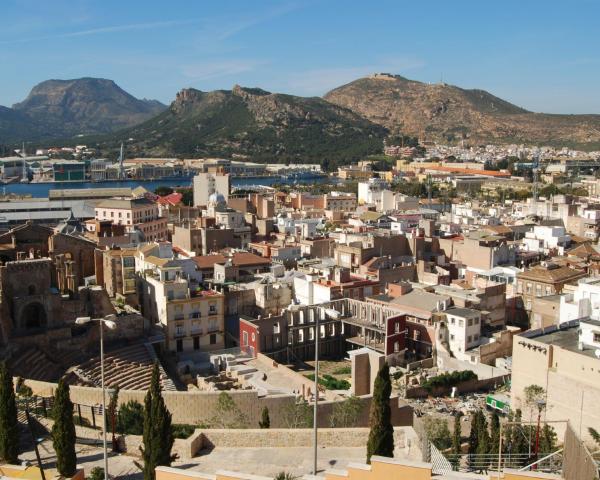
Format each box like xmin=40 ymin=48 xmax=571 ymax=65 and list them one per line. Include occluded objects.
xmin=1 ymin=0 xmax=599 ymax=114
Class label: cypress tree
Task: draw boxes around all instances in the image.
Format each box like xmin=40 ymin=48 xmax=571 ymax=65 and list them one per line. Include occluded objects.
xmin=139 ymin=362 xmax=175 ymax=480
xmin=52 ymin=378 xmax=77 ymax=477
xmin=490 ymin=413 xmax=500 ymax=455
xmin=366 ymin=363 xmax=394 ymax=464
xmin=0 ymin=362 xmax=19 ymax=464
xmin=259 ymin=406 xmax=270 ymax=429
xmin=451 ymin=413 xmax=462 ymax=470
xmin=476 ymin=412 xmax=491 ymax=471
xmin=468 ymin=410 xmax=482 ymax=455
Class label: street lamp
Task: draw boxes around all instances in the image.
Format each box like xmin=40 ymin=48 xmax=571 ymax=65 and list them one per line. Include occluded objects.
xmin=76 ymin=314 xmax=117 ymax=480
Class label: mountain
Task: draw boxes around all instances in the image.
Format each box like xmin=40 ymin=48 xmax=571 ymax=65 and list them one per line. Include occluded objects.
xmin=324 ymin=74 xmax=600 ymax=148
xmin=110 ymin=85 xmax=387 ymax=166
xmin=0 ymin=106 xmax=43 ymax=142
xmin=0 ymin=78 xmax=166 ymax=142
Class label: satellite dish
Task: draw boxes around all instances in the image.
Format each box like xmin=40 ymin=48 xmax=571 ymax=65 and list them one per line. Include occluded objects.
xmin=595 ymin=349 xmax=600 ymax=359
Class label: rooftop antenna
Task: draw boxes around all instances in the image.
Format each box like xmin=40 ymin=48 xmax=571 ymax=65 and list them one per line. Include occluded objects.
xmin=118 ymin=142 xmax=125 ymax=180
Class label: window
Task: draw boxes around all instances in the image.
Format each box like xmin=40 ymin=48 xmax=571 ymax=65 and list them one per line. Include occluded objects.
xmin=450 ymin=318 xmax=455 ymax=325
xmin=193 ymin=336 xmax=200 ymax=350
xmin=209 ymin=334 xmax=217 ymax=345
xmin=394 ymin=322 xmax=401 ymax=333
xmin=467 ymin=335 xmax=472 ymax=343
xmin=394 ymin=341 xmax=400 ymax=353
xmin=459 ymin=320 xmax=464 ymax=327
xmin=450 ymin=334 xmax=455 ymax=341
xmin=176 ymin=339 xmax=183 ymax=352
xmin=526 ymin=283 xmax=532 ymax=294
xmin=594 ymin=332 xmax=600 ymax=343
xmin=474 ymin=317 xmax=479 ymax=325
xmin=468 ymin=318 xmax=473 ymax=327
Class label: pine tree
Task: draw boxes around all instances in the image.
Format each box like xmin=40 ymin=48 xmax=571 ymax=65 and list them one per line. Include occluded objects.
xmin=52 ymin=378 xmax=77 ymax=477
xmin=0 ymin=362 xmax=19 ymax=464
xmin=366 ymin=363 xmax=394 ymax=464
xmin=259 ymin=406 xmax=270 ymax=429
xmin=139 ymin=362 xmax=175 ymax=480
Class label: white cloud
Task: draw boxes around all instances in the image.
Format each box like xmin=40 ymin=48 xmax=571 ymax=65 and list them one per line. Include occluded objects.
xmin=0 ymin=18 xmax=201 ymax=45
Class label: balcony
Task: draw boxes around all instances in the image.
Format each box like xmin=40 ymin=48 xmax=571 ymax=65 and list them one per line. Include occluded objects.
xmin=190 ymin=312 xmax=201 ymax=319
xmin=207 ymin=325 xmax=220 ymax=334
xmin=174 ymin=314 xmax=185 ymax=321
xmin=174 ymin=330 xmax=186 ymax=338
xmin=190 ymin=327 xmax=203 ymax=335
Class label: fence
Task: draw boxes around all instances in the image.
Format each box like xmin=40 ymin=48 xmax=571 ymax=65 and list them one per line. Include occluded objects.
xmin=17 ymin=395 xmax=108 ymax=431
xmin=563 ymin=422 xmax=599 ymax=480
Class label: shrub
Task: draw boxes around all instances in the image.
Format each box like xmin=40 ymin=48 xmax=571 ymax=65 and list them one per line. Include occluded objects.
xmin=171 ymin=424 xmax=195 ymax=439
xmin=87 ymin=467 xmax=104 ymax=480
xmin=117 ymin=400 xmax=145 ymax=435
xmin=304 ymin=373 xmax=350 ymax=390
xmin=422 ymin=371 xmax=477 ymax=392
xmin=332 ymin=366 xmax=351 ymax=375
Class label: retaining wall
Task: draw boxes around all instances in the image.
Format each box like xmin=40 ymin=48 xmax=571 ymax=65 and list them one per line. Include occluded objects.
xmin=23 ymin=379 xmax=413 ymax=429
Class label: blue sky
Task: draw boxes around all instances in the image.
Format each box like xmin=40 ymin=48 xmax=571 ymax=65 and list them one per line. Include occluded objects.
xmin=1 ymin=0 xmax=598 ymax=113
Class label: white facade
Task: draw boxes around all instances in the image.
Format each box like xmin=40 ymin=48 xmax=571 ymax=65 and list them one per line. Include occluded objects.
xmin=579 ymin=319 xmax=600 ymax=350
xmin=445 ymin=308 xmax=482 ymax=355
xmin=193 ymin=173 xmax=230 ymax=207
xmin=522 ymin=225 xmax=571 ymax=255
xmin=559 ymin=277 xmax=600 ymax=323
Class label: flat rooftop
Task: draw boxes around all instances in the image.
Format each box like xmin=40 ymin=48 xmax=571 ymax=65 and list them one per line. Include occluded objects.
xmin=523 ymin=320 xmax=600 ymax=359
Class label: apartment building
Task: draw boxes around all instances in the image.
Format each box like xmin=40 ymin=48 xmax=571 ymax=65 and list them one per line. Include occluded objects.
xmin=94 ymin=197 xmax=167 ymax=242
xmin=101 ymin=248 xmax=137 ymax=298
xmin=443 ymin=307 xmax=482 ymax=358
xmin=511 ymin=319 xmax=600 ymax=444
xmin=516 ymin=264 xmax=586 ymax=312
xmin=140 ymin=261 xmax=224 ymax=353
xmin=522 ymin=225 xmax=571 ymax=256
xmin=193 ymin=172 xmax=230 ymax=207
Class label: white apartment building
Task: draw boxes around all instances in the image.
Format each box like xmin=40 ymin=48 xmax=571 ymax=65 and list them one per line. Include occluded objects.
xmin=522 ymin=225 xmax=571 ymax=255
xmin=559 ymin=277 xmax=600 ymax=323
xmin=193 ymin=172 xmax=230 ymax=207
xmin=444 ymin=307 xmax=482 ymax=356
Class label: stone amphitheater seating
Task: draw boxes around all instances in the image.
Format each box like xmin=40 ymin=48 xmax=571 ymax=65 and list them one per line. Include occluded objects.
xmin=70 ymin=343 xmax=177 ymax=391
xmin=9 ymin=347 xmax=63 ymax=382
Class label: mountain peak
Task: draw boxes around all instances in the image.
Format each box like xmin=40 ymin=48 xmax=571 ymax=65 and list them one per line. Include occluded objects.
xmin=9 ymin=77 xmax=166 ymax=139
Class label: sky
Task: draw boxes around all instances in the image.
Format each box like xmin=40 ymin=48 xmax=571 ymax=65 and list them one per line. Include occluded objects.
xmin=0 ymin=0 xmax=599 ymax=114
